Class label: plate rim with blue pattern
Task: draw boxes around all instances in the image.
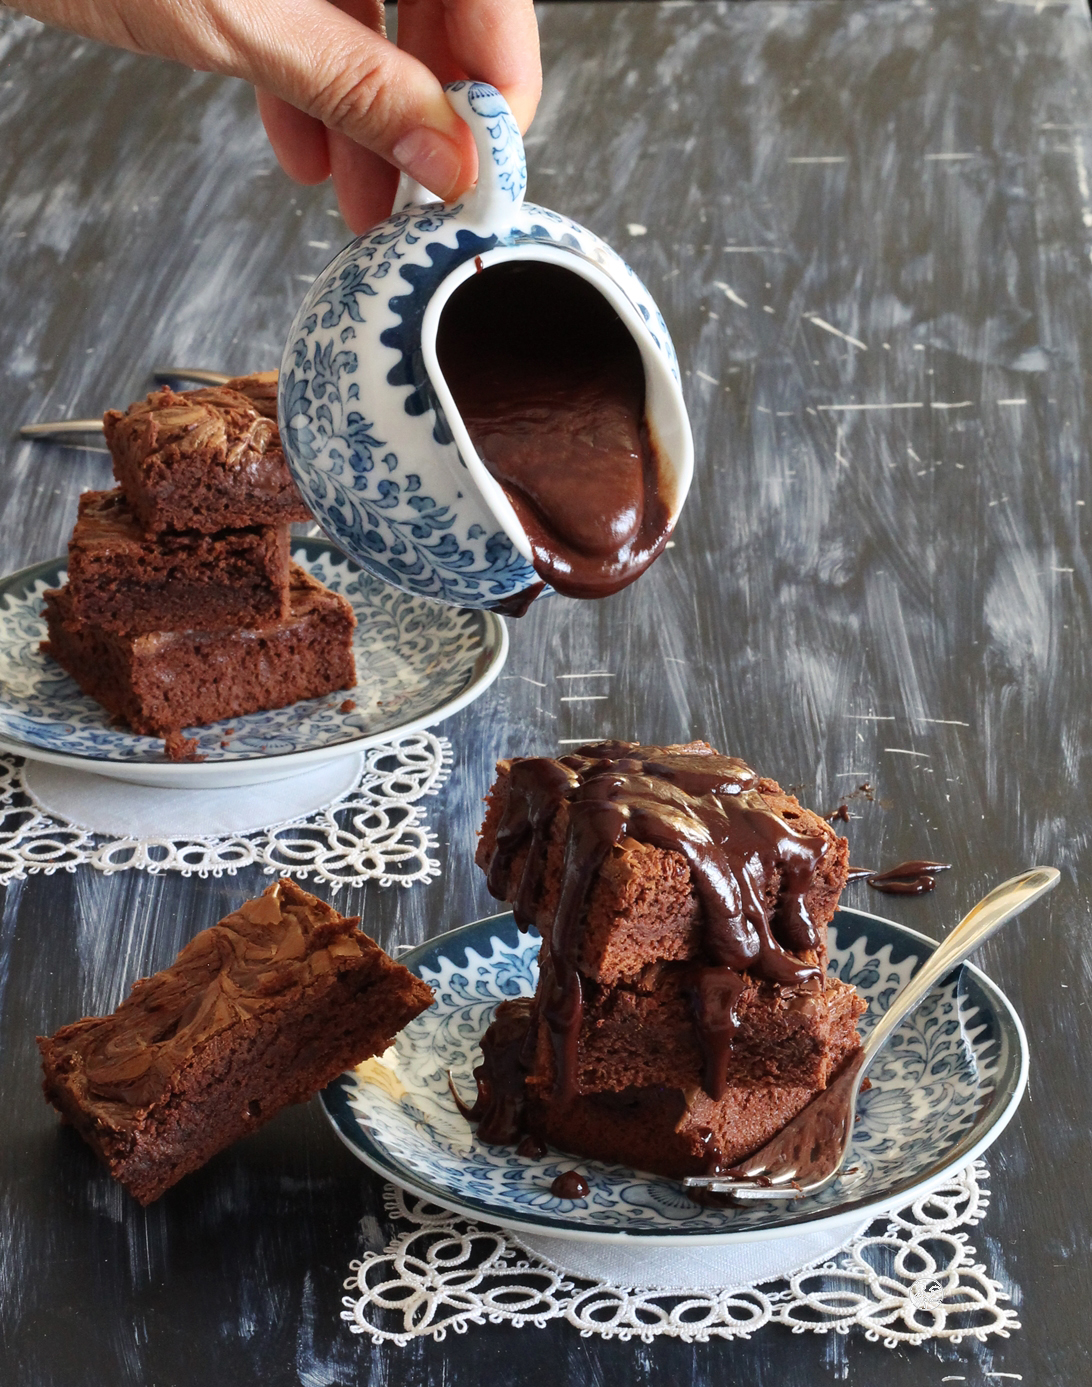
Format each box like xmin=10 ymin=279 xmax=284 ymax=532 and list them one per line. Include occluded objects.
xmin=0 ymin=539 xmax=508 ymax=787
xmin=320 ymin=904 xmax=1028 ymax=1246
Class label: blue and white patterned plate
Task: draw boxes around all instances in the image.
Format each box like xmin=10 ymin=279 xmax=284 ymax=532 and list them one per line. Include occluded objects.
xmin=0 ymin=540 xmax=507 ymax=788
xmin=322 ymin=907 xmax=1028 ymax=1245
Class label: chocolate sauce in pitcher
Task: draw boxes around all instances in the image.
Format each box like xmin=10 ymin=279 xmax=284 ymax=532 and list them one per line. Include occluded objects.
xmin=436 ymin=263 xmax=675 ymax=600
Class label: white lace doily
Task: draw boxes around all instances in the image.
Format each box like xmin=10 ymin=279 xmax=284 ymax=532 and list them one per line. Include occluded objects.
xmin=342 ymin=1161 xmax=1019 ymax=1346
xmin=0 ymin=733 xmax=450 ymax=888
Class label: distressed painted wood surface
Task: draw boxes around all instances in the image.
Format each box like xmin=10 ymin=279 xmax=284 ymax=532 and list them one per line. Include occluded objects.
xmin=1 ymin=1 xmax=1090 ymax=1381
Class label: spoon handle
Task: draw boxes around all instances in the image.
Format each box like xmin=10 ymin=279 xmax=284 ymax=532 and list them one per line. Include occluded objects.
xmin=860 ymin=866 xmax=1059 ymax=1066
xmin=151 ymin=367 xmax=231 ymax=386
xmin=19 ymin=419 xmax=105 ymax=438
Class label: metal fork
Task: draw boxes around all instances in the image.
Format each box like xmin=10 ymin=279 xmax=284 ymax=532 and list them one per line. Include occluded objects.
xmin=17 ymin=368 xmax=231 ymax=438
xmin=682 ymin=866 xmax=1059 ymax=1202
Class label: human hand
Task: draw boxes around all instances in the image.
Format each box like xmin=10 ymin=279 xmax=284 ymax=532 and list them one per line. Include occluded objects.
xmin=18 ymin=0 xmax=542 ymax=231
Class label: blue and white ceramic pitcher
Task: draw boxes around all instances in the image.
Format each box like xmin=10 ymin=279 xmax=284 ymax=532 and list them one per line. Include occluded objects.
xmin=279 ymin=82 xmax=693 ymax=610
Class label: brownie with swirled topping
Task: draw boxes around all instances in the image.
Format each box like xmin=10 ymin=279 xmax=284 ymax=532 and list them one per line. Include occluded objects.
xmin=37 ymin=879 xmax=433 ymax=1204
xmin=104 ymin=375 xmax=311 ymax=535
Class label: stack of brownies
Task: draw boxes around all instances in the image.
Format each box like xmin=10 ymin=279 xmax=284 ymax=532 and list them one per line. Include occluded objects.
xmin=42 ymin=373 xmax=357 ymax=759
xmin=469 ymin=740 xmax=866 ymax=1178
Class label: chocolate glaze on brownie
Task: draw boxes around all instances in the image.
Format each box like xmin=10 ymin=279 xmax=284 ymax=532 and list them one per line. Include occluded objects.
xmin=38 ymin=879 xmax=433 ymax=1204
xmin=65 ymin=488 xmax=290 ymax=634
xmin=105 ymin=382 xmax=311 ymax=535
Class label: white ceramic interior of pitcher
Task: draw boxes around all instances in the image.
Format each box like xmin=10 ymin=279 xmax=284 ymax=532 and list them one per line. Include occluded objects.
xmin=280 ymin=81 xmax=693 ymax=610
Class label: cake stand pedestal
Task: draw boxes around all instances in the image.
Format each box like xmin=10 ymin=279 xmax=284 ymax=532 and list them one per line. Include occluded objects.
xmin=22 ymin=752 xmax=365 ymax=838
xmin=516 ymin=1217 xmax=871 ymax=1291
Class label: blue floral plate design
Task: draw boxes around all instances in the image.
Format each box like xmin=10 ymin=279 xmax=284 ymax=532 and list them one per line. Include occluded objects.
xmin=0 ymin=539 xmax=507 ymax=788
xmin=322 ymin=907 xmax=1028 ymax=1245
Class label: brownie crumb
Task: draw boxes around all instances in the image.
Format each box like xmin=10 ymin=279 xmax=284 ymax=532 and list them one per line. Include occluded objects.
xmin=823 ymin=781 xmax=874 ymax=823
xmin=164 ymin=732 xmax=203 ymax=762
xmin=339 ymin=699 xmax=357 ymax=713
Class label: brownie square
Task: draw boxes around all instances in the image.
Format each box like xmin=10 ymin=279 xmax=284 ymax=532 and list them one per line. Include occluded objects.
xmin=65 ymin=489 xmax=290 ymax=634
xmin=38 ymin=879 xmax=434 ymax=1204
xmin=560 ymin=968 xmax=865 ymax=1095
xmin=42 ymin=563 xmax=357 ymax=735
xmin=521 ymin=966 xmax=865 ymax=1174
xmin=104 ymin=382 xmax=312 ymax=535
xmin=476 ymin=749 xmax=849 ymax=984
xmin=527 ymin=1029 xmax=862 ymax=1179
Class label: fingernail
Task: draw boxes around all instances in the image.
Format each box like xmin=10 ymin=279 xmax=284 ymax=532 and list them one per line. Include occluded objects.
xmin=392 ymin=128 xmax=464 ymax=199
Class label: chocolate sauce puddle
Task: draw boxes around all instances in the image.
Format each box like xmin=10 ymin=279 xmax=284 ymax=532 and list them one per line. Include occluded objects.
xmin=436 ymin=263 xmax=675 ymax=601
xmin=481 ymin=742 xmax=830 ymax=1109
xmin=550 ymin=1170 xmax=589 ymax=1199
xmin=869 ymin=859 xmax=952 ymax=894
xmin=850 ymin=859 xmax=952 ymax=895
xmin=845 ymin=865 xmax=876 ymax=883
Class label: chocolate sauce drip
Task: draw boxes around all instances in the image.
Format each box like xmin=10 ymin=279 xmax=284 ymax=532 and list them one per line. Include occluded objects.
xmin=487 ymin=758 xmax=579 ymax=925
xmin=449 ymin=997 xmax=535 ymax=1144
xmin=846 ymin=865 xmax=876 ymax=882
xmin=436 ymin=263 xmax=675 ymax=601
xmin=867 ymin=859 xmax=952 ymax=895
xmin=489 ymin=582 xmax=546 ymax=618
xmin=550 ymin=1170 xmax=590 ymax=1199
xmin=517 ymin=1134 xmax=548 ymax=1159
xmin=683 ymin=967 xmax=750 ymax=1101
xmin=483 ymin=742 xmax=830 ymax=1106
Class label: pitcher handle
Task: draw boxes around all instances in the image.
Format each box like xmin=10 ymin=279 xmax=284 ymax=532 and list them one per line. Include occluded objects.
xmin=393 ymin=81 xmax=526 ymax=226
xmin=394 ymin=172 xmax=438 ymax=212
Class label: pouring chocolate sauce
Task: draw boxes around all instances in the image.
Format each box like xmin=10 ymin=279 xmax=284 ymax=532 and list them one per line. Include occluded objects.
xmin=436 ymin=263 xmax=675 ymax=600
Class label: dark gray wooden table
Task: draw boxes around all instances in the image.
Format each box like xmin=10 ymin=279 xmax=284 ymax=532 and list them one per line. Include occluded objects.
xmin=2 ymin=0 xmax=1090 ymax=1381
